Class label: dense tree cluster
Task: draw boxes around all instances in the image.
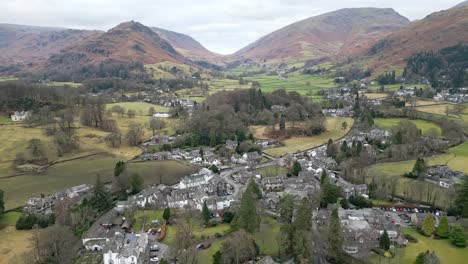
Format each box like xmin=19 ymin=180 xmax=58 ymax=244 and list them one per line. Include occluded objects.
xmin=181 ymin=88 xmax=324 ymax=147
xmin=404 ymin=44 xmax=468 ymax=88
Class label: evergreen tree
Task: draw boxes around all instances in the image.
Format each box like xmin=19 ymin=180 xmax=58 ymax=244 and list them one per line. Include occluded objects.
xmin=202 ymin=200 xmax=211 ymax=225
xmin=234 ymin=188 xmax=258 ymax=233
xmin=291 ymin=161 xmax=302 ymax=176
xmin=320 ymin=181 xmax=341 ymax=207
xmin=213 ymin=251 xmax=222 ymax=264
xmin=449 ymin=224 xmax=467 ymax=248
xmin=340 ymin=198 xmax=350 ymax=209
xmin=0 ymin=189 xmax=4 ymax=217
xmin=130 ymin=173 xmax=143 ymax=194
xmin=379 ymin=230 xmax=391 ymax=250
xmin=246 ymin=179 xmax=262 ymax=199
xmin=90 ymin=174 xmax=112 ymax=212
xmin=328 ymin=208 xmax=343 ymax=263
xmin=114 ymin=161 xmax=126 ymax=177
xmin=412 ymin=158 xmax=427 ymax=176
xmin=421 ymin=214 xmax=435 ymax=236
xmin=415 ymin=252 xmax=425 ymax=264
xmin=437 ymin=216 xmax=449 ymax=238
xmin=162 ymin=208 xmax=170 ymax=221
xmin=320 ymin=170 xmax=327 ymax=185
xmin=455 ymin=178 xmax=468 ymax=218
xmin=278 ymin=194 xmax=295 ymax=224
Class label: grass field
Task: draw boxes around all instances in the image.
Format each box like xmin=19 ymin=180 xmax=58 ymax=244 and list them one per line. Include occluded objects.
xmin=374 ymin=118 xmax=442 ymax=137
xmin=0 ymin=157 xmax=194 ymax=210
xmin=414 ymin=104 xmax=456 ymax=117
xmin=254 ymin=217 xmax=281 ymax=256
xmin=365 ymin=143 xmax=468 ymax=208
xmin=372 ymin=228 xmax=468 ymax=264
xmin=244 ymin=73 xmax=336 ymax=101
xmin=367 ymin=84 xmax=428 ymax=92
xmin=0 ymin=212 xmax=32 ymax=264
xmin=259 ymin=117 xmax=354 ymax=157
xmin=106 ymin=102 xmax=170 ymax=115
xmin=255 ymin=165 xmax=289 ymax=177
xmin=46 ymin=81 xmax=81 ymax=87
xmin=0 ymin=116 xmax=14 ymax=125
xmin=364 ymin=93 xmax=389 ymax=99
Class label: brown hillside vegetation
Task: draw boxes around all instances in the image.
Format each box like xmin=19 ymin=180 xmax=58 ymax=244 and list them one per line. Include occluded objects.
xmin=234 ymin=8 xmax=409 ymax=64
xmin=49 ymin=21 xmax=185 ymax=66
xmin=0 ymin=23 xmax=100 ymax=64
xmin=362 ymin=5 xmax=468 ymax=71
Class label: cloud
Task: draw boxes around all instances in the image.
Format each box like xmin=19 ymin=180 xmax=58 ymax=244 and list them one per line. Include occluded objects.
xmin=0 ymin=0 xmax=462 ymax=54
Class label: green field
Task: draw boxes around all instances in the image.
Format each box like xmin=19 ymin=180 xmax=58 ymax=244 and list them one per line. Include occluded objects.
xmin=105 ymin=102 xmax=170 ymax=115
xmin=261 ymin=117 xmax=354 ymax=157
xmin=255 ymin=165 xmax=289 ymax=177
xmin=244 ymin=73 xmax=336 ymax=101
xmin=374 ymin=118 xmax=442 ymax=137
xmin=367 ymin=84 xmax=428 ymax=92
xmin=365 ymin=143 xmax=468 ymax=208
xmin=0 ymin=116 xmax=14 ymax=125
xmin=372 ymin=228 xmax=468 ymax=264
xmin=0 ymin=157 xmax=194 ymax=210
xmin=0 ymin=212 xmax=32 ymax=263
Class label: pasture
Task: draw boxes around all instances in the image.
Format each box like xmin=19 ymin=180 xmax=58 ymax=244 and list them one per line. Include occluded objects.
xmin=374 ymin=118 xmax=442 ymax=137
xmin=244 ymin=73 xmax=336 ymax=101
xmin=414 ymin=103 xmax=456 ymax=117
xmin=0 ymin=156 xmax=194 ymax=210
xmin=371 ymin=228 xmax=468 ymax=264
xmin=0 ymin=212 xmax=32 ymax=264
xmin=258 ymin=117 xmax=354 ymax=157
xmin=367 ymin=84 xmax=428 ymax=92
xmin=363 ymin=93 xmax=389 ymax=99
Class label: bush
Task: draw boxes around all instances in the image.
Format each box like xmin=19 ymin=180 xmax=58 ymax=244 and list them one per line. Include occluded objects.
xmin=16 ymin=213 xmax=54 ymax=230
xmin=404 ymin=233 xmax=418 ymax=243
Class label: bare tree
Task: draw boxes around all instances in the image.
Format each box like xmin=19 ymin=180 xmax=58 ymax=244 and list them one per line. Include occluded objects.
xmin=126 ymin=122 xmax=144 ymax=146
xmin=149 ymin=117 xmax=166 ymax=136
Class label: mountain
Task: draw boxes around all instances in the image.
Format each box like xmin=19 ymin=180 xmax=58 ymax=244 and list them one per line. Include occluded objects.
xmin=151 ymin=27 xmax=219 ymax=61
xmin=453 ymin=0 xmax=468 ymax=8
xmin=0 ymin=23 xmax=100 ymax=64
xmin=362 ymin=5 xmax=468 ymax=71
xmin=234 ymin=8 xmax=409 ymax=64
xmin=49 ymin=21 xmax=185 ymax=66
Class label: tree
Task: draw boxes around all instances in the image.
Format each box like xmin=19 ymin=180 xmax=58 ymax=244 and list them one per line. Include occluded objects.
xmin=341 ymin=121 xmax=348 ymax=131
xmin=28 ymin=138 xmax=45 ymax=158
xmin=278 ymin=194 xmax=295 ymax=224
xmin=130 ymin=173 xmax=143 ymax=194
xmin=320 ymin=181 xmax=341 ymax=207
xmin=213 ymin=251 xmax=222 ymax=264
xmin=421 ymin=214 xmax=435 ymax=236
xmin=126 ymin=122 xmax=144 ymax=146
xmin=415 ymin=251 xmax=441 ymax=264
xmin=0 ymin=189 xmax=4 ymax=217
xmin=149 ymin=117 xmax=166 ymax=136
xmin=163 ymin=208 xmax=170 ymax=221
xmin=291 ymin=161 xmax=302 ymax=176
xmin=328 ymin=208 xmax=343 ymax=263
xmin=379 ymin=230 xmax=391 ymax=250
xmin=449 ymin=224 xmax=466 ymax=248
xmin=437 ymin=216 xmax=449 ymax=238
xmin=29 ymin=225 xmax=78 ymax=264
xmin=220 ymin=230 xmax=257 ymax=264
xmin=90 ymin=174 xmax=112 ymax=212
xmin=202 ymin=200 xmax=211 ymax=225
xmin=127 ymin=109 xmax=136 ymax=118
xmin=114 ymin=161 xmax=126 ymax=177
xmin=148 ymin=106 xmax=156 ymax=116
xmin=455 ymin=178 xmax=468 ymax=218
xmin=233 ymin=187 xmax=258 ymax=233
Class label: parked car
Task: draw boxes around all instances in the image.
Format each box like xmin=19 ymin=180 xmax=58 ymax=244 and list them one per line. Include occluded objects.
xmin=150 ymin=245 xmax=160 ymax=251
xmin=196 ymin=242 xmax=211 ymax=250
xmin=150 ymin=257 xmax=159 ymax=262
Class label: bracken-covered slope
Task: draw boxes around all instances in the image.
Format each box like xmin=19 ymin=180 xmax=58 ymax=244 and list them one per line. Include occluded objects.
xmin=0 ymin=23 xmax=100 ymax=64
xmin=363 ymin=5 xmax=468 ymax=71
xmin=234 ymin=8 xmax=409 ymax=64
xmin=151 ymin=27 xmax=219 ymax=61
xmin=49 ymin=21 xmax=185 ymax=66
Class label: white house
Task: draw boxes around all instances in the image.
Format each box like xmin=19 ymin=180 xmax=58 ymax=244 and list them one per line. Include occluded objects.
xmin=178 ymin=168 xmax=214 ymax=189
xmin=103 ymin=233 xmax=148 ymax=264
xmin=153 ymin=112 xmax=171 ymax=118
xmin=11 ymin=111 xmax=31 ymax=122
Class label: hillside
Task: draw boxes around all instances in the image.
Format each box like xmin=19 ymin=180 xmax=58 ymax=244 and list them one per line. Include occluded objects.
xmin=362 ymin=5 xmax=468 ymax=72
xmin=0 ymin=23 xmax=100 ymax=64
xmin=234 ymin=8 xmax=409 ymax=64
xmin=151 ymin=27 xmax=219 ymax=61
xmin=50 ymin=21 xmax=185 ymax=66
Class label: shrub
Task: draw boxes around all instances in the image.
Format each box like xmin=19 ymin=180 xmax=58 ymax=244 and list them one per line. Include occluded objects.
xmin=404 ymin=233 xmax=418 ymax=243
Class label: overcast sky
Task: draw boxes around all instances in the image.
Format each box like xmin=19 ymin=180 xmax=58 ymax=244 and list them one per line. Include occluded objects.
xmin=0 ymin=0 xmax=462 ymax=54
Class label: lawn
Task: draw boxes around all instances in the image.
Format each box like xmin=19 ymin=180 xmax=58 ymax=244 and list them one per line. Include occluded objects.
xmin=0 ymin=157 xmax=194 ymax=210
xmin=374 ymin=118 xmax=442 ymax=137
xmin=133 ymin=210 xmax=165 ymax=232
xmin=0 ymin=212 xmax=32 ymax=264
xmin=262 ymin=117 xmax=354 ymax=157
xmin=367 ymin=84 xmax=428 ymax=92
xmin=0 ymin=116 xmax=13 ymax=125
xmin=243 ymin=73 xmax=336 ymax=100
xmin=197 ymin=239 xmax=223 ymax=264
xmin=254 ymin=217 xmax=281 ymax=256
xmin=414 ymin=104 xmax=457 ymax=117
xmin=365 ymin=143 xmax=468 ymax=208
xmin=105 ymin=102 xmax=170 ymax=115
xmin=364 ymin=93 xmax=389 ymax=99
xmin=372 ymin=228 xmax=468 ymax=264
xmin=255 ymin=165 xmax=289 ymax=177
